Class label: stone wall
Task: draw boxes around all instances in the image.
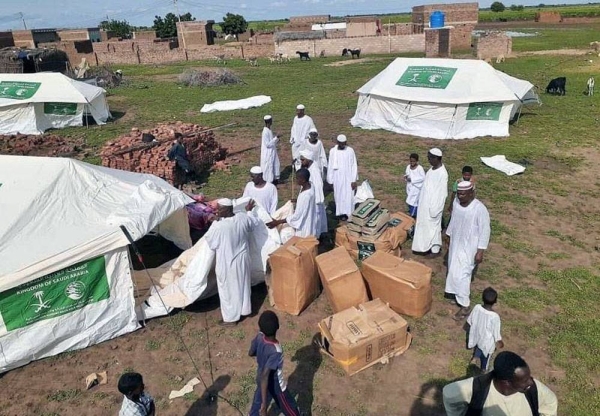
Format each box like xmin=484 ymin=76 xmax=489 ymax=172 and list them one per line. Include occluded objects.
xmin=275 ymin=34 xmax=425 ymax=57
xmin=475 ymin=32 xmax=512 ymax=59
xmin=535 ymin=11 xmax=562 ymax=23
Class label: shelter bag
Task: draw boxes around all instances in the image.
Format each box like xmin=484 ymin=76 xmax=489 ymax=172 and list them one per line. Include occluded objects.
xmin=466 ymin=373 xmax=539 ymax=416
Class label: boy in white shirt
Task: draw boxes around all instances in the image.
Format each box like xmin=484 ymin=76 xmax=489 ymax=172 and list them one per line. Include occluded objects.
xmin=467 ymin=287 xmax=504 ymax=372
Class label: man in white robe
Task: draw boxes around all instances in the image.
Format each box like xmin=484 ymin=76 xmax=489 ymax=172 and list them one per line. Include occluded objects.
xmin=327 ymin=135 xmax=358 ymax=221
xmin=300 ymin=150 xmax=327 ymax=237
xmin=266 ymin=168 xmax=317 ymax=238
xmin=204 ymin=198 xmax=260 ymax=326
xmin=412 ymin=148 xmax=448 ymax=255
xmin=242 ymin=166 xmax=278 ymax=216
xmin=445 ymin=181 xmax=491 ymax=319
xmin=290 ymin=104 xmax=316 ymax=170
xmin=260 ymin=115 xmax=280 ymax=184
xmin=302 ymin=127 xmax=328 ymax=175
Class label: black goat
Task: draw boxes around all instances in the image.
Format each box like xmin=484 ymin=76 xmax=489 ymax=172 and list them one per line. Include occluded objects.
xmin=546 ymin=77 xmax=566 ymax=96
xmin=342 ymin=48 xmax=361 ymax=59
xmin=296 ymin=51 xmax=311 ymax=61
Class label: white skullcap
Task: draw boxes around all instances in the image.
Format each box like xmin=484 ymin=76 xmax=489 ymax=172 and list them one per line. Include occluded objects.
xmin=263 ymin=115 xmax=272 ymax=121
xmin=309 ymin=127 xmax=318 ymax=134
xmin=250 ymin=166 xmax=263 ymax=174
xmin=429 ymin=148 xmax=443 ymax=157
xmin=337 ymin=134 xmax=347 ymax=143
xmin=296 ymin=104 xmax=305 ymax=110
xmin=217 ymin=198 xmax=233 ymax=206
xmin=457 ymin=181 xmax=474 ymax=191
xmin=299 ymin=149 xmax=313 ymax=160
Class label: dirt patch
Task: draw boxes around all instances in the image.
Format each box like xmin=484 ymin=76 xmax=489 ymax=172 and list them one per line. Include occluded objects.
xmin=514 ymin=48 xmax=590 ymax=57
xmin=324 ymin=58 xmax=386 ymax=67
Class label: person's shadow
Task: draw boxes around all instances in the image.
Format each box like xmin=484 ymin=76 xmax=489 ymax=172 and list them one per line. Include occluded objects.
xmin=185 ymin=375 xmax=231 ymax=416
xmin=268 ymin=334 xmax=322 ymax=416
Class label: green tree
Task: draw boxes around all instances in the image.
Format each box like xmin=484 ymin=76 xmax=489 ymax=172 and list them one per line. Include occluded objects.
xmin=491 ymin=1 xmax=506 ymax=12
xmin=153 ymin=12 xmax=195 ymax=39
xmin=99 ymin=19 xmax=133 ymax=38
xmin=220 ymin=13 xmax=248 ymax=39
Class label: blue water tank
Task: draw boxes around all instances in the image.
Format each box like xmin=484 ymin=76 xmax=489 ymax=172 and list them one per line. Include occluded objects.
xmin=430 ymin=11 xmax=445 ymax=29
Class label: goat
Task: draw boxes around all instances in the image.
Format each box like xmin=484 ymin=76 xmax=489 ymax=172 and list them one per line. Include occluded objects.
xmin=296 ymin=51 xmax=311 ymax=61
xmin=269 ymin=56 xmax=277 ymax=64
xmin=214 ymin=55 xmax=226 ymax=65
xmin=342 ymin=48 xmax=361 ymax=58
xmin=319 ymin=50 xmax=325 ymax=58
xmin=246 ymin=57 xmax=259 ymax=67
xmin=496 ymin=54 xmax=505 ymax=63
xmin=276 ymin=53 xmax=290 ymax=63
xmin=546 ymin=77 xmax=566 ymax=96
xmin=587 ymin=76 xmax=595 ymax=96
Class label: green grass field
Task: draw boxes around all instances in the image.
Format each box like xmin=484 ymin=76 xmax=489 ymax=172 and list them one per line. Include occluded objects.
xmin=3 ymin=25 xmax=600 ymax=415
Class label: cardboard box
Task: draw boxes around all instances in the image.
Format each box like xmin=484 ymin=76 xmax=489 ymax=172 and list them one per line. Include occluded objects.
xmin=351 ymin=199 xmax=380 ymax=226
xmin=361 ymin=252 xmax=432 ymax=318
xmin=363 ymin=208 xmax=390 ymax=232
xmin=318 ymin=298 xmax=412 ymax=375
xmin=268 ymin=236 xmax=320 ymax=315
xmin=335 ymin=225 xmax=402 ymax=261
xmin=315 ymin=247 xmax=369 ymax=313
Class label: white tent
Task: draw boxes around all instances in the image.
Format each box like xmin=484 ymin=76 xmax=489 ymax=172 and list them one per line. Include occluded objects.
xmin=0 ymin=73 xmax=111 ymax=135
xmin=0 ymin=156 xmax=193 ymax=372
xmin=350 ymin=58 xmax=539 ymax=140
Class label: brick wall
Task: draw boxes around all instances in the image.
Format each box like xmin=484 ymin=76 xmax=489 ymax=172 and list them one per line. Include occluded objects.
xmin=133 ymin=30 xmax=157 ymax=41
xmin=451 ymin=24 xmax=474 ymax=49
xmin=100 ymin=30 xmax=117 ymax=42
xmin=12 ymin=30 xmax=34 ymax=48
xmin=412 ymin=2 xmax=479 ymax=25
xmin=475 ymin=32 xmax=512 ymax=59
xmin=289 ymin=15 xmax=330 ymax=24
xmin=177 ymin=21 xmax=214 ymax=47
xmin=275 ymin=34 xmax=425 ymax=57
xmin=346 ymin=21 xmax=378 ymax=37
xmin=535 ymin=11 xmax=562 ymax=23
xmin=425 ymin=28 xmax=452 ymax=57
xmin=0 ymin=31 xmax=14 ymax=48
xmin=32 ymin=30 xmax=59 ymax=45
xmin=58 ymin=29 xmax=89 ymax=41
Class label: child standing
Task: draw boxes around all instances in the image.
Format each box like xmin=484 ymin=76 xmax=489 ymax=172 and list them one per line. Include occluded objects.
xmin=448 ymin=166 xmax=476 ymax=215
xmin=403 ymin=153 xmax=426 ymax=218
xmin=467 ymin=287 xmax=504 ymax=372
xmin=118 ymin=372 xmax=155 ymax=416
xmin=249 ymin=311 xmax=300 ymax=416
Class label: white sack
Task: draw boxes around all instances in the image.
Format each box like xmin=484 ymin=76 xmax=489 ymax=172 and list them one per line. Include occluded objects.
xmin=353 ymin=180 xmax=374 ymax=205
xmin=200 ymin=95 xmax=272 ymax=113
xmin=480 ymin=155 xmax=526 ymax=176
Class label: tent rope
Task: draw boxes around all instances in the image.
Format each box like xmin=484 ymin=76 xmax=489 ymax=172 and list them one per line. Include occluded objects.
xmin=120 ymin=226 xmax=244 ymax=416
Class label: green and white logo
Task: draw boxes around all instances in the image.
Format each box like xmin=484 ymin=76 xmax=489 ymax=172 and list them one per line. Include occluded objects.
xmin=357 ymin=241 xmax=376 ymax=261
xmin=0 ymin=256 xmax=109 ymax=332
xmin=44 ymin=102 xmax=78 ymax=116
xmin=396 ymin=66 xmax=457 ymax=89
xmin=466 ymin=102 xmax=503 ymax=121
xmin=0 ymin=81 xmax=41 ymax=100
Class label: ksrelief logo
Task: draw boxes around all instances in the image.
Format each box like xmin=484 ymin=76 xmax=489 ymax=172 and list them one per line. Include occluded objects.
xmin=65 ymin=281 xmax=86 ymax=300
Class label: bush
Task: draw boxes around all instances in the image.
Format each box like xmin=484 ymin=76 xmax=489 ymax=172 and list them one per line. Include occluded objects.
xmin=491 ymin=1 xmax=506 ymax=12
xmin=178 ymin=69 xmax=242 ymax=87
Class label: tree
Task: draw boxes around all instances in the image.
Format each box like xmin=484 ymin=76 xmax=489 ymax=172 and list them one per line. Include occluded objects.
xmin=99 ymin=19 xmax=133 ymax=39
xmin=153 ymin=12 xmax=195 ymax=39
xmin=491 ymin=1 xmax=506 ymax=12
xmin=220 ymin=13 xmax=248 ymax=40
xmin=510 ymin=4 xmax=524 ymax=10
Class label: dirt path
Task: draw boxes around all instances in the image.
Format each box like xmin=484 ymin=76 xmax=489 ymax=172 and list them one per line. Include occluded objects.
xmin=324 ymin=58 xmax=386 ymax=67
xmin=514 ymin=48 xmax=591 ymax=56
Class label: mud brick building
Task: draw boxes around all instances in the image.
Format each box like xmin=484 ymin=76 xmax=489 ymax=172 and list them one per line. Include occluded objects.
xmin=475 ymin=31 xmax=512 ymax=59
xmin=412 ymin=2 xmax=478 ymax=49
xmin=177 ymin=21 xmax=215 ymax=47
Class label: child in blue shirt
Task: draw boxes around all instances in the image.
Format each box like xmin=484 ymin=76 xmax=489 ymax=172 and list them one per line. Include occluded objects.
xmin=249 ymin=310 xmax=300 ymax=416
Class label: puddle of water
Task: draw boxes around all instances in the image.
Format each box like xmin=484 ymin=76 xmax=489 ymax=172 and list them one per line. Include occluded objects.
xmin=473 ymin=30 xmax=539 ymax=37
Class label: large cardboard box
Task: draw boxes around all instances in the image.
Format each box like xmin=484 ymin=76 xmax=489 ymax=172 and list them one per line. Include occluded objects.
xmin=351 ymin=199 xmax=381 ymax=226
xmin=318 ymin=298 xmax=412 ymax=375
xmin=361 ymin=251 xmax=432 ymax=318
xmin=315 ymin=247 xmax=369 ymax=313
xmin=268 ymin=236 xmax=320 ymax=315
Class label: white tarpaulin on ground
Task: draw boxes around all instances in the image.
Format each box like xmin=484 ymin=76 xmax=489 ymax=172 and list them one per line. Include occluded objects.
xmin=0 ymin=73 xmax=111 ymax=135
xmin=0 ymin=156 xmax=192 ymax=372
xmin=480 ymin=155 xmax=526 ymax=176
xmin=200 ymin=95 xmax=272 ymax=113
xmin=137 ymin=201 xmax=295 ymax=320
xmin=350 ymin=58 xmax=539 ymax=140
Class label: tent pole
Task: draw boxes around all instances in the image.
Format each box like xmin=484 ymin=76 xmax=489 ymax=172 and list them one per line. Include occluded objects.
xmin=516 ymin=101 xmax=524 ymax=125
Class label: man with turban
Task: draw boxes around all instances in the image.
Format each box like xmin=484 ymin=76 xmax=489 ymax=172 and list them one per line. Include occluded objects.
xmin=290 ymin=104 xmax=316 ymax=171
xmin=300 ymin=149 xmax=327 ymax=237
xmin=242 ymin=166 xmax=278 ymax=216
xmin=260 ymin=115 xmax=280 ymax=184
xmin=326 ymin=134 xmax=358 ymax=221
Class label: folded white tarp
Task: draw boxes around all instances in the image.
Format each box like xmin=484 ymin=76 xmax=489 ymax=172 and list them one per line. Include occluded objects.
xmin=137 ymin=202 xmax=295 ymax=320
xmin=200 ymin=95 xmax=272 ymax=113
xmin=480 ymin=155 xmax=526 ymax=176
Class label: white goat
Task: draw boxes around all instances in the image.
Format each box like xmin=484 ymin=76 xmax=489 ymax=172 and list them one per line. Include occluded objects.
xmin=587 ymin=76 xmax=595 ymax=96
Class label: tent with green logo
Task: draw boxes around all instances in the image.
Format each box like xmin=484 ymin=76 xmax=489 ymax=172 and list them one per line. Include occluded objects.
xmin=0 ymin=72 xmax=110 ymax=135
xmin=0 ymin=155 xmax=192 ymax=373
xmin=350 ymin=58 xmax=539 ymax=140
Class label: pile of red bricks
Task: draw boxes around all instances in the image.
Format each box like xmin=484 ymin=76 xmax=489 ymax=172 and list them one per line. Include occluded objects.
xmin=100 ymin=122 xmax=227 ymax=187
xmin=0 ymin=134 xmax=82 ymax=157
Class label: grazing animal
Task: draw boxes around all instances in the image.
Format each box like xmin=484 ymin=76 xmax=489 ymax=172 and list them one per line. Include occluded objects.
xmin=590 ymin=41 xmax=600 ymax=52
xmin=247 ymin=57 xmax=259 ymax=67
xmin=319 ymin=50 xmax=325 ymax=58
xmin=342 ymin=48 xmax=361 ymax=59
xmin=342 ymin=48 xmax=349 ymax=56
xmin=546 ymin=77 xmax=567 ymax=95
xmin=296 ymin=51 xmax=311 ymax=61
xmin=496 ymin=54 xmax=505 ymax=63
xmin=214 ymin=55 xmax=226 ymax=65
xmin=587 ymin=76 xmax=595 ymax=96
xmin=269 ymin=56 xmax=277 ymax=64
xmin=276 ymin=53 xmax=290 ymax=63
xmin=484 ymin=58 xmax=492 ymax=64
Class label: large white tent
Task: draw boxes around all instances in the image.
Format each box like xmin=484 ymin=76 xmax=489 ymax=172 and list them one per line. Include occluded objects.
xmin=350 ymin=58 xmax=539 ymax=140
xmin=0 ymin=73 xmax=111 ymax=135
xmin=0 ymin=156 xmax=192 ymax=372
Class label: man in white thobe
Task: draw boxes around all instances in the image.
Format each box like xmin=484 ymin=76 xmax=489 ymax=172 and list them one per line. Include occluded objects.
xmin=412 ymin=148 xmax=448 ymax=255
xmin=242 ymin=166 xmax=278 ymax=216
xmin=290 ymin=104 xmax=316 ymax=170
xmin=260 ymin=115 xmax=280 ymax=184
xmin=300 ymin=150 xmax=327 ymax=237
xmin=302 ymin=127 xmax=328 ymax=175
xmin=204 ymin=198 xmax=260 ymax=326
xmin=446 ymin=181 xmax=491 ymax=319
xmin=266 ymin=168 xmax=317 ymax=238
xmin=327 ymin=134 xmax=358 ymax=221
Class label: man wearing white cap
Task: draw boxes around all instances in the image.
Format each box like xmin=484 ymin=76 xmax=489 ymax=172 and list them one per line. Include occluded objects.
xmin=445 ymin=181 xmax=491 ymax=320
xmin=243 ymin=166 xmax=278 ymax=215
xmin=412 ymin=148 xmax=448 ymax=255
xmin=327 ymin=134 xmax=358 ymax=221
xmin=204 ymin=198 xmax=260 ymax=326
xmin=300 ymin=150 xmax=328 ymax=237
xmin=290 ymin=104 xmax=316 ymax=170
xmin=261 ymin=115 xmax=280 ymax=184
xmin=301 ymin=127 xmax=328 ymax=175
